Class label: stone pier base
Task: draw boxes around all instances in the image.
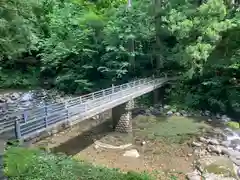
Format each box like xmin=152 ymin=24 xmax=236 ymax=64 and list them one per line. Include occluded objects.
xmin=112 ymin=99 xmax=134 ymax=133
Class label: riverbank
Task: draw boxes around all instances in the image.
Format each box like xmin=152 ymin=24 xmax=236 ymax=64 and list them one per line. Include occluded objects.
xmin=4 ymin=146 xmax=155 ymax=180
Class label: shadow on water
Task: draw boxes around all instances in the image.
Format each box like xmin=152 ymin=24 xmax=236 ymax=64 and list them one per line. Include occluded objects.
xmin=51 ymin=120 xmax=113 ymax=156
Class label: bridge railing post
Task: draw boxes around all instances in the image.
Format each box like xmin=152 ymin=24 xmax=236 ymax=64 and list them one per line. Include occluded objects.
xmin=22 ymin=111 xmax=27 ymax=123
xmin=65 ymin=102 xmax=69 ymax=119
xmin=103 ymin=89 xmax=105 ymax=97
xmin=112 ymin=84 xmax=114 ymax=94
xmin=44 ymin=106 xmax=48 ymax=128
xmin=15 ymin=120 xmax=21 ymax=139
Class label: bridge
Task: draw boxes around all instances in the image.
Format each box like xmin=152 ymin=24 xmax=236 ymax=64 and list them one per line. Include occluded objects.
xmin=0 ymin=77 xmax=175 ymax=141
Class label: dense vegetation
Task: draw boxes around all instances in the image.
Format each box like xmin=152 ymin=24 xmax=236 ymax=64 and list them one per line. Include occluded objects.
xmin=4 ymin=147 xmax=154 ymax=180
xmin=0 ymin=0 xmax=239 ymax=115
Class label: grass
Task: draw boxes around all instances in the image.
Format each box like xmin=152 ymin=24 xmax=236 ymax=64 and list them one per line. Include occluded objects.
xmin=134 ymin=115 xmax=209 ymax=143
xmin=4 ymin=147 xmax=155 ymax=180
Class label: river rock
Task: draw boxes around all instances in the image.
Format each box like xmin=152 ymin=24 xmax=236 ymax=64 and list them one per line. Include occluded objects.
xmin=221 ymin=115 xmax=231 ymax=122
xmin=150 ymin=108 xmax=161 ymax=116
xmin=186 ymin=170 xmax=201 ymax=180
xmin=221 ymin=141 xmax=232 ymax=148
xmin=205 ymin=110 xmax=211 ymax=116
xmin=10 ymin=92 xmax=20 ymax=100
xmin=166 ymin=111 xmax=173 ymax=116
xmin=164 ymin=105 xmax=171 ymax=110
xmin=230 ymin=156 xmax=240 ymax=166
xmin=197 ymin=156 xmax=237 ymax=178
xmin=209 ymin=138 xmax=220 ymax=145
xmin=199 ymin=137 xmax=209 ymax=143
xmin=175 ymin=112 xmax=181 ymax=116
xmin=203 ymin=173 xmax=236 ymax=180
xmin=123 ymin=149 xmax=140 ymax=158
xmin=207 ymin=145 xmax=222 ymax=154
xmin=193 ymin=141 xmax=202 ymax=147
xmin=230 ymin=139 xmax=240 ymax=149
xmin=221 ymin=148 xmax=240 ymax=158
xmin=216 ymin=114 xmax=221 ymax=119
xmin=20 ymin=93 xmax=33 ymax=102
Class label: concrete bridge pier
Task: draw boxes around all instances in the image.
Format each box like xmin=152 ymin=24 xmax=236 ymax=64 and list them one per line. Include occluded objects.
xmin=153 ymin=89 xmax=160 ymax=104
xmin=112 ymin=99 xmax=135 ymax=133
xmin=153 ymin=87 xmax=166 ymax=105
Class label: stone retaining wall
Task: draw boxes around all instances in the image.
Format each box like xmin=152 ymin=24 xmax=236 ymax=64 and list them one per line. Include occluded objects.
xmin=113 ymin=99 xmax=135 ymax=133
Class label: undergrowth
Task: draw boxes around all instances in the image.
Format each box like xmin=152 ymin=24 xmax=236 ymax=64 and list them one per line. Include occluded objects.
xmin=4 ymin=147 xmax=155 ymax=180
xmin=0 ymin=69 xmax=40 ymax=89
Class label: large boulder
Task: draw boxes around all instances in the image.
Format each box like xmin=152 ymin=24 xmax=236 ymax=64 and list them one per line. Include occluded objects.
xmin=196 ymin=156 xmax=238 ymax=179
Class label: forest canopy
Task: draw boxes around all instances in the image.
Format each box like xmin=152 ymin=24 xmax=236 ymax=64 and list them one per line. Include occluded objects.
xmin=0 ymin=0 xmax=239 ymax=115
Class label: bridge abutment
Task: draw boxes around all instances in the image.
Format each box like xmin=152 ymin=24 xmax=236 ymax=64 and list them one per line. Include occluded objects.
xmin=112 ymin=99 xmax=134 ymax=133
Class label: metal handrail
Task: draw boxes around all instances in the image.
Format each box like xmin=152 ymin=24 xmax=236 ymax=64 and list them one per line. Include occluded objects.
xmin=15 ymin=78 xmax=168 ymax=139
xmin=15 ymin=78 xmax=161 ymax=138
xmin=2 ymin=77 xmax=175 ymax=138
xmin=0 ymin=78 xmax=148 ymax=132
xmin=1 ymin=78 xmax=150 ymax=118
xmin=17 ymin=78 xmax=154 ymax=126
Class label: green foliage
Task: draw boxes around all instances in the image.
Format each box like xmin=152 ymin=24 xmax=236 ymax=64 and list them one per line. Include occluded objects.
xmin=5 ymin=147 xmax=154 ymax=180
xmin=0 ymin=68 xmax=40 ymax=88
xmin=0 ymin=0 xmax=239 ymax=115
xmin=226 ymin=121 xmax=240 ymax=129
xmin=0 ymin=0 xmax=44 ymax=63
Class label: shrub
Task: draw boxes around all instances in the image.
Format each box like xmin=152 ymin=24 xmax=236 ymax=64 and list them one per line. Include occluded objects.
xmin=4 ymin=147 xmax=154 ymax=180
xmin=226 ymin=121 xmax=240 ymax=129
